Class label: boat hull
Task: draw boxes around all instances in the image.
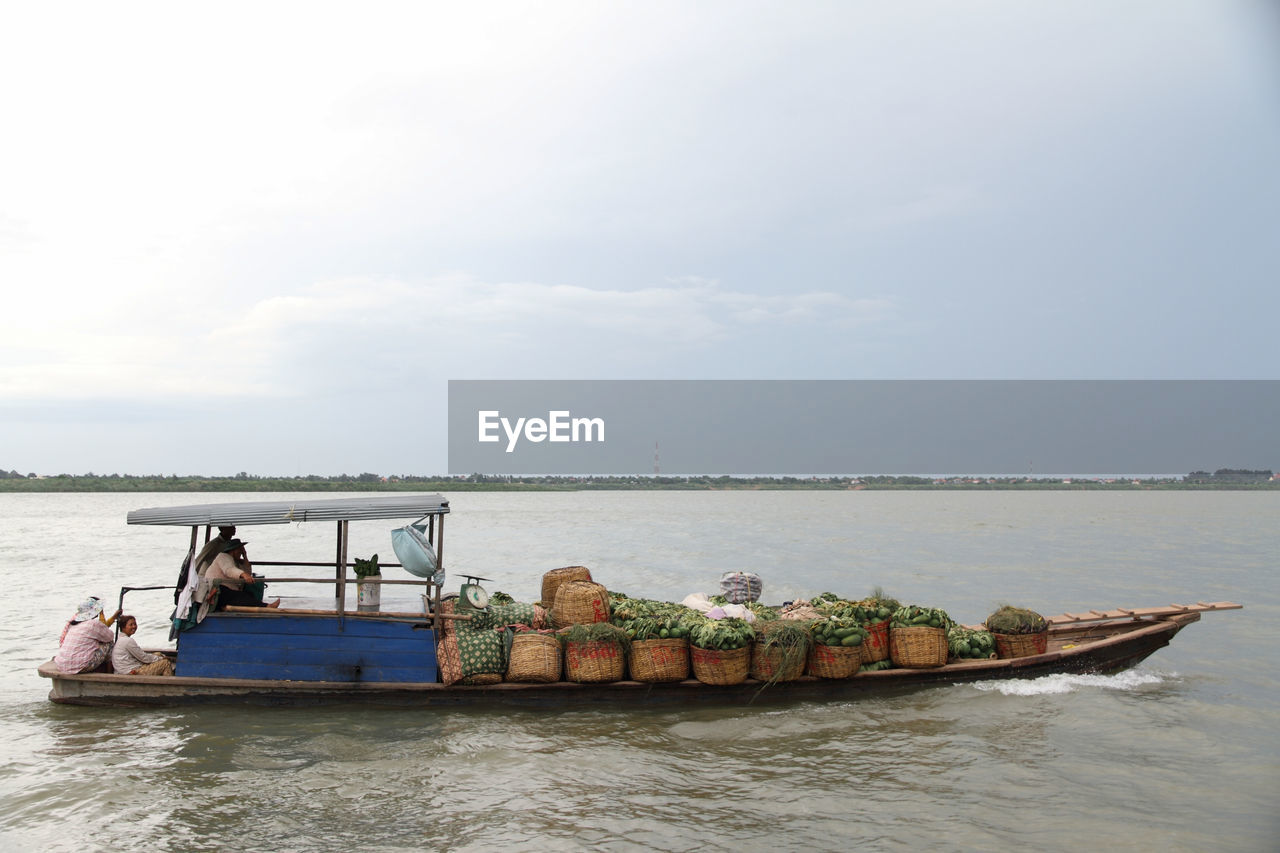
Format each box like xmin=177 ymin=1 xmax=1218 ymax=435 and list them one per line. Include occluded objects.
xmin=38 ymin=615 xmax=1194 ymax=708
xmin=176 ymin=612 xmax=439 ymax=683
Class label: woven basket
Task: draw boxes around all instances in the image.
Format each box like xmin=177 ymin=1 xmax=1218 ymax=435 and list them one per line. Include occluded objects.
xmin=994 ymin=630 xmax=1048 ymax=659
xmin=861 ymin=620 xmax=890 ymax=663
xmin=690 ymin=645 xmax=750 ymax=685
xmin=552 ymin=581 xmax=611 ymax=627
xmin=806 ymin=644 xmax=861 ymax=679
xmin=628 ymin=638 xmax=690 ymax=683
xmin=461 ymin=672 xmax=503 ymax=685
xmin=506 ymin=633 xmax=562 ymax=683
xmin=750 ymin=640 xmax=807 ymax=683
xmin=564 ymin=639 xmax=625 ymax=683
xmin=889 ymin=626 xmax=948 ymax=668
xmin=541 ymin=566 xmax=593 ymax=608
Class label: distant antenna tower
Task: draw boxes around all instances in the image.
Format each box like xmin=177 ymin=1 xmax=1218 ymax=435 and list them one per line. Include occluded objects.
xmin=654 ymin=441 xmax=660 ymax=475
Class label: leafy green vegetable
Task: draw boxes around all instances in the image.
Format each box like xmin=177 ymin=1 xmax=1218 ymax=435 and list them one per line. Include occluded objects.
xmin=688 ymin=616 xmax=754 ymax=650
xmin=559 ymin=621 xmax=632 ymax=652
xmin=353 ymin=554 xmax=380 ymax=579
xmin=984 ymin=605 xmax=1047 ymax=635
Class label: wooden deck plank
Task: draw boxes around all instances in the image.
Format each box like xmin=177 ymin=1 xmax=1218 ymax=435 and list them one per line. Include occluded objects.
xmin=1050 ymin=601 xmax=1241 ymax=625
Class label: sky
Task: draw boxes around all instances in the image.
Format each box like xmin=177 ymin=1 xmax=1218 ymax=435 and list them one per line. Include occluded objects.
xmin=3 ymin=1 xmax=1278 ymax=477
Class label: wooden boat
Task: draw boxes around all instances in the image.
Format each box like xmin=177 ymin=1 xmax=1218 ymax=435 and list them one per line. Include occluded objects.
xmin=38 ymin=495 xmax=1241 ymax=708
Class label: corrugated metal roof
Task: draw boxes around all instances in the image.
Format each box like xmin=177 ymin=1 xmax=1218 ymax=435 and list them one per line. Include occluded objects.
xmin=126 ymin=494 xmax=450 ymax=526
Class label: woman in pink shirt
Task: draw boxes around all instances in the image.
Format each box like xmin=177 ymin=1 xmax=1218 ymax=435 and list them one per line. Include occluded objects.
xmin=55 ymin=597 xmax=116 ymax=673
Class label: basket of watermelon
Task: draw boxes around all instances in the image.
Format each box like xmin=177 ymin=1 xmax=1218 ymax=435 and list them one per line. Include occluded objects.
xmin=623 ymin=613 xmax=692 ymax=683
xmin=855 ymin=596 xmax=898 ymax=663
xmin=889 ymin=606 xmax=951 ymax=668
xmin=947 ymin=626 xmax=997 ymax=661
xmin=806 ymin=616 xmax=867 ymax=678
xmin=688 ymin=617 xmax=755 ymax=685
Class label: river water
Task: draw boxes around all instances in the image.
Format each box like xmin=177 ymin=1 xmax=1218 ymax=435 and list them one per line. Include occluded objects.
xmin=1 ymin=490 xmax=1276 ymax=851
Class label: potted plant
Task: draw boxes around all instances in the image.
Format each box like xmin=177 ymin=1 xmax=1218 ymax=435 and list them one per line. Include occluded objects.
xmin=354 ymin=554 xmax=381 ymax=611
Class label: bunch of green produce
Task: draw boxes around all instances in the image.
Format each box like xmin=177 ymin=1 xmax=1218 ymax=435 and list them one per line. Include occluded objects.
xmin=756 ymin=621 xmax=811 ymax=655
xmin=758 ymin=618 xmax=810 ymax=645
xmin=812 ymin=591 xmax=844 ymax=606
xmin=353 ymin=554 xmax=380 ymax=579
xmin=890 ymin=605 xmax=953 ymax=631
xmin=810 ymin=617 xmax=869 ymax=647
xmin=861 ymin=604 xmax=894 ymax=624
xmin=821 ymin=599 xmax=895 ymax=626
xmin=814 ymin=598 xmax=859 ymax=618
xmin=854 ymin=593 xmax=901 ymax=623
xmin=859 ymin=588 xmax=901 ymax=617
xmin=859 ymin=659 xmax=894 ymax=672
xmin=754 ymin=620 xmax=812 ymax=685
xmin=609 ymin=596 xmax=666 ymax=622
xmin=947 ymin=626 xmax=996 ymax=659
xmin=617 ymin=613 xmax=693 ymax=641
xmin=984 ymin=605 xmax=1048 ymax=635
xmin=559 ymin=621 xmax=631 ymax=652
xmin=688 ymin=616 xmax=755 ymax=651
xmin=488 ymin=590 xmax=514 ymax=605
xmin=745 ymin=602 xmax=780 ymax=622
xmin=611 ymin=598 xmax=696 ymax=641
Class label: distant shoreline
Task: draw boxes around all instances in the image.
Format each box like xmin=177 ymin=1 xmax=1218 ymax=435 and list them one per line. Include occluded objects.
xmin=1 ymin=474 xmax=1276 ymax=493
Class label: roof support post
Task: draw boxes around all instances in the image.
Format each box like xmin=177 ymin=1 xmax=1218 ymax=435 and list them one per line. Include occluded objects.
xmin=336 ymin=520 xmax=349 ymax=623
xmin=432 ymin=514 xmax=445 ymax=634
xmin=436 ymin=513 xmax=445 ymax=574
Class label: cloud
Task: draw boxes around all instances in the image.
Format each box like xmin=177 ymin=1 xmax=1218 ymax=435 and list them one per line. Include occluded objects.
xmin=861 ymin=185 xmax=989 ymax=230
xmin=2 ymin=0 xmax=1275 ymax=433
xmin=201 ymin=275 xmax=896 ymax=392
xmin=0 ymin=273 xmax=894 ymax=403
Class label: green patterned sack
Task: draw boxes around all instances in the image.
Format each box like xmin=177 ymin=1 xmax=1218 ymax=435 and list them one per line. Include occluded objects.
xmin=489 ymin=602 xmax=541 ymax=629
xmin=438 ymin=600 xmax=549 ymax=685
xmin=453 ymin=609 xmax=505 ymax=682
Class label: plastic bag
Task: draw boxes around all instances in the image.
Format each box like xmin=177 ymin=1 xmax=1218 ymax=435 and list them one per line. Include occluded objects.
xmin=719 ymin=572 xmax=762 ymax=604
xmin=707 ymin=603 xmax=756 ymax=623
xmin=681 ymin=592 xmax=713 ymax=613
xmin=391 ymin=523 xmax=441 ymax=581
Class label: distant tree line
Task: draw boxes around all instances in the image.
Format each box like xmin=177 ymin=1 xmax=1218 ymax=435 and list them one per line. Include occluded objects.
xmin=1185 ymin=468 xmax=1274 ymax=484
xmin=2 ymin=468 xmax=1277 ymax=491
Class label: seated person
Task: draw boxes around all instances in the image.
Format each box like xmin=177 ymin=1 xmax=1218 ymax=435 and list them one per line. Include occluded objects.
xmin=194 ymin=525 xmax=236 ymax=574
xmin=111 ymin=614 xmax=176 ymax=676
xmin=59 ymin=596 xmax=121 ymax=645
xmin=54 ymin=598 xmax=116 ymax=673
xmin=205 ymin=539 xmax=281 ymax=610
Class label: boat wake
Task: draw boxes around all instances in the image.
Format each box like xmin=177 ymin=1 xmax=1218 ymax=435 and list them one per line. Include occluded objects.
xmin=971 ymin=669 xmax=1171 ymax=696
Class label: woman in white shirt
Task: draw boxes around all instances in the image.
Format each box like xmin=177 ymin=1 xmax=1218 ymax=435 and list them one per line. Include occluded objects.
xmin=111 ymin=615 xmax=175 ymax=676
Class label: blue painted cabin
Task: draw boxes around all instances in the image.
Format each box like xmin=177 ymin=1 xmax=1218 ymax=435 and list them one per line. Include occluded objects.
xmin=176 ymin=613 xmax=438 ymax=683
